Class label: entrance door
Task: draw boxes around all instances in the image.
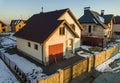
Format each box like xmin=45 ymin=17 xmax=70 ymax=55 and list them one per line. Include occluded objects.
xmin=66 ymin=39 xmax=73 ymax=54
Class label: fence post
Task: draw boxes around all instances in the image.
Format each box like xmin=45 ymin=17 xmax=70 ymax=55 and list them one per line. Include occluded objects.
xmin=57 ymin=69 xmax=64 ymax=83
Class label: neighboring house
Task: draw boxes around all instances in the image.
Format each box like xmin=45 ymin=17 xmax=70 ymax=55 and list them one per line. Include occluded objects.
xmin=14 ymin=8 xmax=83 ymax=65
xmin=0 ymin=21 xmax=9 ymax=33
xmin=10 ymin=20 xmax=26 ymax=32
xmin=78 ymin=7 xmax=114 ymax=47
xmin=113 ymin=16 xmax=120 ymax=34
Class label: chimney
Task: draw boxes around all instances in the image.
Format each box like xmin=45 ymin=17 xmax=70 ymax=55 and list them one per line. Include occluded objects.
xmin=101 ymin=10 xmax=104 ymax=16
xmin=84 ymin=7 xmax=90 ymax=14
xmin=84 ymin=7 xmax=90 ymax=10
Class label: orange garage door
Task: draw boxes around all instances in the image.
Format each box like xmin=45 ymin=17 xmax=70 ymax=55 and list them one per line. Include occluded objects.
xmin=49 ymin=43 xmax=63 ymax=64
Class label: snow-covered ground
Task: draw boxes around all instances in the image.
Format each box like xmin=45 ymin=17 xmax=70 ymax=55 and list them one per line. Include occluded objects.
xmin=96 ymin=52 xmax=120 ymax=73
xmin=2 ymin=51 xmax=47 ymax=82
xmin=77 ymin=45 xmax=100 ymax=58
xmin=0 ymin=59 xmax=19 ymax=83
xmin=0 ymin=34 xmax=47 ymax=83
xmin=0 ymin=35 xmax=16 ymax=48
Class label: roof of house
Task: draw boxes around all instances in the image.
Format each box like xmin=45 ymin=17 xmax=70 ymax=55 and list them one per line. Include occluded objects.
xmin=78 ymin=9 xmax=113 ymax=29
xmin=14 ymin=8 xmax=80 ymax=43
xmin=103 ymin=15 xmax=113 ymax=24
xmin=10 ymin=20 xmax=26 ymax=26
xmin=113 ymin=16 xmax=120 ymax=24
xmin=0 ymin=20 xmax=7 ymax=26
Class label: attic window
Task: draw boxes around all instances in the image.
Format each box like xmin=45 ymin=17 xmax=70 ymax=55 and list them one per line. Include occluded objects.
xmin=70 ymin=24 xmax=75 ymax=30
xmin=59 ymin=27 xmax=65 ymax=35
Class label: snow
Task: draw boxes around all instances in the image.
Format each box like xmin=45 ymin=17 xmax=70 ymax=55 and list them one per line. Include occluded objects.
xmin=96 ymin=52 xmax=120 ymax=72
xmin=4 ymin=53 xmax=43 ymax=74
xmin=0 ymin=36 xmax=16 ymax=48
xmin=98 ymin=16 xmax=104 ymax=23
xmin=0 ymin=59 xmax=19 ymax=83
xmin=93 ymin=18 xmax=98 ymax=24
xmin=77 ymin=51 xmax=92 ymax=58
xmin=0 ymin=34 xmax=47 ymax=83
xmin=0 ymin=50 xmax=47 ymax=83
xmin=77 ymin=45 xmax=100 ymax=58
xmin=80 ymin=45 xmax=92 ymax=50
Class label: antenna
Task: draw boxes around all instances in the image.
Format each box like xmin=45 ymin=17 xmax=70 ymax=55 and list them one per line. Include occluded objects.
xmin=41 ymin=7 xmax=43 ymax=13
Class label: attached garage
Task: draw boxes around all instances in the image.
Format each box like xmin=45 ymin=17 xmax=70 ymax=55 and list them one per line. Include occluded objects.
xmin=49 ymin=43 xmax=63 ymax=64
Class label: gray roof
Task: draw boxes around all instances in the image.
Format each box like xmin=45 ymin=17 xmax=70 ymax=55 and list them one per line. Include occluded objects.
xmin=114 ymin=16 xmax=120 ymax=24
xmin=79 ymin=9 xmax=113 ymax=29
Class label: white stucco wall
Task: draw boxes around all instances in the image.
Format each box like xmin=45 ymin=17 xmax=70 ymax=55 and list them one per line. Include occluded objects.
xmin=44 ymin=24 xmax=75 ymax=62
xmin=16 ymin=37 xmax=43 ymax=62
xmin=59 ymin=11 xmax=81 ymax=48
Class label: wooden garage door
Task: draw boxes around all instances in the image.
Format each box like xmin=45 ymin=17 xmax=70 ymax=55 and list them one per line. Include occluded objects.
xmin=49 ymin=43 xmax=63 ymax=64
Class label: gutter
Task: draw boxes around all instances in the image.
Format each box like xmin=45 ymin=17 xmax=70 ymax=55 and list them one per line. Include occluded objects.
xmin=41 ymin=44 xmax=44 ymax=64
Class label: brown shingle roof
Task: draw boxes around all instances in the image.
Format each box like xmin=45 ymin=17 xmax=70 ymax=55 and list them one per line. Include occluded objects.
xmin=14 ymin=8 xmax=79 ymax=43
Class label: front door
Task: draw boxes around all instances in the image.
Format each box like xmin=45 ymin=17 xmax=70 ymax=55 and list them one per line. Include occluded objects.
xmin=66 ymin=39 xmax=73 ymax=55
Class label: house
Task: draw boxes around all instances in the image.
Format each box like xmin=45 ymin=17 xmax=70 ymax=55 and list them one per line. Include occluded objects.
xmin=0 ymin=20 xmax=9 ymax=33
xmin=78 ymin=7 xmax=114 ymax=47
xmin=14 ymin=8 xmax=83 ymax=65
xmin=10 ymin=20 xmax=26 ymax=32
xmin=113 ymin=16 xmax=120 ymax=35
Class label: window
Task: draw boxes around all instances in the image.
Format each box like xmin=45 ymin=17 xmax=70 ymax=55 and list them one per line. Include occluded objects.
xmin=28 ymin=42 xmax=31 ymax=47
xmin=88 ymin=25 xmax=91 ymax=33
xmin=34 ymin=44 xmax=38 ymax=50
xmin=59 ymin=27 xmax=65 ymax=35
xmin=2 ymin=28 xmax=6 ymax=32
xmin=93 ymin=25 xmax=96 ymax=31
xmin=70 ymin=24 xmax=75 ymax=30
xmin=19 ymin=25 xmax=21 ymax=27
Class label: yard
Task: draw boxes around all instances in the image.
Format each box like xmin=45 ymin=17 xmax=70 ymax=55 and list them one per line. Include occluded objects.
xmin=0 ymin=33 xmax=47 ymax=83
xmin=0 ymin=59 xmax=19 ymax=83
xmin=71 ymin=38 xmax=120 ymax=83
xmin=0 ymin=33 xmax=120 ymax=83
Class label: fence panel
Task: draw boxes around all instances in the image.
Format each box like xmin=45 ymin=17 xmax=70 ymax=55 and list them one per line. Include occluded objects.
xmin=95 ymin=51 xmax=106 ymax=67
xmin=63 ymin=67 xmax=72 ymax=83
xmin=46 ymin=73 xmax=60 ymax=83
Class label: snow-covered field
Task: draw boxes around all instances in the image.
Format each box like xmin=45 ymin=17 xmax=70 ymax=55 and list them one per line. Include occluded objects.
xmin=0 ymin=34 xmax=47 ymax=83
xmin=0 ymin=59 xmax=19 ymax=83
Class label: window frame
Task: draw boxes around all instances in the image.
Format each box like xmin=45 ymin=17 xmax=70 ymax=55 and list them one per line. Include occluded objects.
xmin=93 ymin=25 xmax=96 ymax=31
xmin=28 ymin=42 xmax=31 ymax=47
xmin=59 ymin=27 xmax=65 ymax=35
xmin=34 ymin=44 xmax=38 ymax=50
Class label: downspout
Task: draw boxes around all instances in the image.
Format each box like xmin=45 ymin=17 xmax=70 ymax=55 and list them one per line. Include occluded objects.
xmin=41 ymin=44 xmax=44 ymax=64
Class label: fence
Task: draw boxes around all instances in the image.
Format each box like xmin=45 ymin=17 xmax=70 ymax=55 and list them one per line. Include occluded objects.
xmin=0 ymin=51 xmax=31 ymax=83
xmin=37 ymin=44 xmax=120 ymax=83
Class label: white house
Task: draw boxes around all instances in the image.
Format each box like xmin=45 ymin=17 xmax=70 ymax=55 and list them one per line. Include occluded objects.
xmin=14 ymin=8 xmax=83 ymax=65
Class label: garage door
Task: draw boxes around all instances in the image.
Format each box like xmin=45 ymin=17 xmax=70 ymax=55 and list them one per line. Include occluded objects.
xmin=49 ymin=43 xmax=63 ymax=64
